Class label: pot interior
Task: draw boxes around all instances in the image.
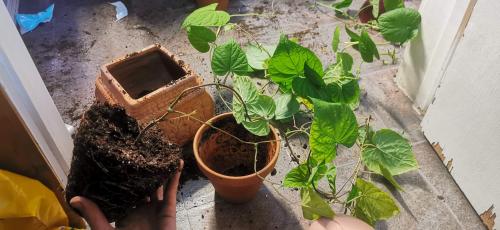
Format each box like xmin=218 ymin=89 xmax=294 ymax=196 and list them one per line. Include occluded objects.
xmin=109 ymin=49 xmax=186 ymax=99
xmin=199 ymin=116 xmax=275 ymax=177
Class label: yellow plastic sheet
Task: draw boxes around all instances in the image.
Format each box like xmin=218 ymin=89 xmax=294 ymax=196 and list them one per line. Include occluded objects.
xmin=0 ymin=169 xmax=70 ymax=230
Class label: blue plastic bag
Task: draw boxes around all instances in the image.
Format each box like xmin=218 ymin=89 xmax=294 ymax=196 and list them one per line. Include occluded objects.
xmin=110 ymin=1 xmax=128 ymax=21
xmin=15 ymin=4 xmax=54 ymax=34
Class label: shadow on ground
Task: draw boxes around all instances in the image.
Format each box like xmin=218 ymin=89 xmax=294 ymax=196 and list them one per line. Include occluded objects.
xmin=213 ymin=185 xmax=301 ymax=229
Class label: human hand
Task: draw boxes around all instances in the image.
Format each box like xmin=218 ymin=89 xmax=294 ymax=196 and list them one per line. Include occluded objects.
xmin=70 ymin=160 xmax=184 ymax=230
xmin=308 ymin=216 xmax=373 ymax=230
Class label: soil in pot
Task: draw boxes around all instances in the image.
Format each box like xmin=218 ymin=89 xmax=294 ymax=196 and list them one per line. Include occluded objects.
xmin=65 ymin=103 xmax=181 ymax=222
xmin=200 ymin=116 xmax=271 ymax=176
xmin=109 ymin=49 xmax=186 ymax=99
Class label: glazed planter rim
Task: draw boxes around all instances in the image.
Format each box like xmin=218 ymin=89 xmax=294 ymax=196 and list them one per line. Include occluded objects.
xmin=193 ymin=112 xmax=281 ymax=180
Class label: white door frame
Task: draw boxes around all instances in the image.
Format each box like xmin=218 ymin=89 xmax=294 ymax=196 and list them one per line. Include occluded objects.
xmin=0 ymin=2 xmax=72 ymax=186
xmin=396 ymin=0 xmax=477 ymax=112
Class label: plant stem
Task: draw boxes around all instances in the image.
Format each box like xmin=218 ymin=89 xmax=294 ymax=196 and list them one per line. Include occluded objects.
xmin=260 ymin=81 xmax=271 ymax=93
xmin=285 ymin=129 xmax=310 ymax=138
xmin=336 ymin=156 xmax=362 ymax=198
xmin=135 ymin=83 xmax=251 ymax=142
xmin=222 ymin=73 xmax=230 ymax=85
xmin=214 ymin=77 xmax=233 ymax=111
xmin=314 ymin=0 xmax=333 ymax=10
xmin=303 ymin=148 xmax=336 ymax=200
xmin=230 ymin=13 xmax=262 ymax=17
xmin=215 ymin=26 xmax=222 ymax=39
xmin=335 ymin=117 xmax=372 ymax=199
xmin=171 ymin=110 xmax=275 ymax=145
xmin=235 ymin=24 xmax=272 ymax=57
xmin=281 ymin=129 xmax=301 ymax=165
xmin=380 ymin=48 xmax=397 ymax=64
xmin=314 ymin=1 xmax=356 ymax=21
xmin=341 ymin=41 xmax=359 ymax=52
xmin=252 ymin=144 xmax=301 ymax=205
xmin=360 ymin=170 xmax=378 ymax=175
xmin=376 ymin=42 xmax=391 ymax=46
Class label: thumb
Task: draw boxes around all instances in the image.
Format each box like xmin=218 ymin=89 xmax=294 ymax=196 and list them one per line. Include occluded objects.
xmin=70 ymin=196 xmax=114 ymax=230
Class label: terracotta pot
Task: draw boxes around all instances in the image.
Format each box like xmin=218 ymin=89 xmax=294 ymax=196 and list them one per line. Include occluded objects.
xmin=359 ymin=0 xmax=386 ymax=23
xmin=95 ymin=44 xmax=214 ymax=145
xmin=193 ymin=113 xmax=280 ymax=203
xmin=195 ymin=0 xmax=229 ymax=11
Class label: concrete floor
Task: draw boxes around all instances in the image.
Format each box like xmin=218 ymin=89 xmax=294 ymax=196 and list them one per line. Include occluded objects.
xmin=20 ymin=0 xmax=485 ymax=229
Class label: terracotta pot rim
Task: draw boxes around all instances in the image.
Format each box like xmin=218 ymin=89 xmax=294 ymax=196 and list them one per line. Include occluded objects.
xmin=192 ymin=112 xmax=280 ymax=180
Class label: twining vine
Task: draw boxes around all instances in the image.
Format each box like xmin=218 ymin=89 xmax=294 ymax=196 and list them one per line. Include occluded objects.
xmin=138 ymin=1 xmax=422 ymax=226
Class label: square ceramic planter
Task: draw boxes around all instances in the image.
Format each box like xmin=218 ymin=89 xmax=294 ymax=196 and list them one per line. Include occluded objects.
xmin=95 ymin=44 xmax=214 ymax=145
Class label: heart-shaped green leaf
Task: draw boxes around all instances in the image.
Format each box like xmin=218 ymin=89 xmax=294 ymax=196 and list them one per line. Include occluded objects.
xmin=332 ymin=0 xmax=353 ymax=9
xmin=283 ymin=164 xmax=309 ymax=188
xmin=350 ymin=179 xmax=400 ymax=226
xmin=268 ymin=35 xmax=323 ymax=91
xmin=187 ymin=26 xmax=216 ymax=53
xmin=332 ymin=26 xmax=341 ymax=52
xmin=309 ymin=99 xmax=358 ymax=162
xmin=211 ymin=40 xmax=249 ymax=76
xmin=242 ymin=118 xmax=270 ymax=136
xmin=245 ymin=44 xmax=276 ymax=70
xmin=304 ymin=63 xmax=325 ymax=87
xmin=345 ymin=26 xmax=360 ymax=40
xmin=345 ymin=27 xmax=379 ymax=62
xmin=300 ymin=187 xmax=335 ymax=220
xmin=383 ymin=0 xmax=404 ymax=12
xmin=338 ymin=79 xmax=360 ymax=109
xmin=380 ymin=164 xmax=403 ymax=191
xmin=378 ymin=8 xmax=421 ymax=43
xmin=232 ymin=75 xmax=259 ymax=123
xmin=181 ymin=3 xmax=230 ymax=28
xmin=361 ymin=129 xmax=418 ymax=175
xmin=322 ymin=59 xmax=360 ymax=109
xmin=359 ymin=30 xmax=380 ymax=62
xmin=274 ymin=93 xmax=300 ymax=120
xmin=283 ymin=162 xmax=330 ymax=189
xmin=308 ymin=162 xmax=328 ymax=186
xmin=292 ymin=77 xmax=341 ymax=103
xmin=232 ymin=75 xmax=275 ymax=136
xmin=336 ymin=52 xmax=354 ymax=73
xmin=248 ymin=95 xmax=276 ymax=120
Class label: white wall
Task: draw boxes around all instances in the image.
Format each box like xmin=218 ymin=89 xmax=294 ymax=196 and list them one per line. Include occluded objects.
xmin=421 ymin=0 xmax=500 ymax=213
xmin=397 ymin=0 xmax=476 ymax=112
